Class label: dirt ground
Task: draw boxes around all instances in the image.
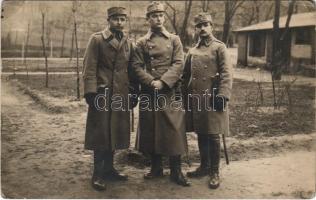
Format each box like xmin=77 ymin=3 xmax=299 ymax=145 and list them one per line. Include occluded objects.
xmin=1 ymin=78 xmax=315 ymax=198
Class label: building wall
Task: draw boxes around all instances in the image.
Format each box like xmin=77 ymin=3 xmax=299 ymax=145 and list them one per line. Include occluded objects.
xmin=311 ymin=27 xmax=315 ymax=65
xmin=291 ymin=45 xmax=312 ymax=59
xmin=290 ymin=26 xmax=314 ymax=68
xmin=290 ymin=27 xmax=316 ymax=74
xmin=237 ymin=32 xmax=248 ymax=66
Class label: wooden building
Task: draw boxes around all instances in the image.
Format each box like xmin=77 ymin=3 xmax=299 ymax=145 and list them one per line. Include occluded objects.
xmin=235 ymin=12 xmax=315 ymax=73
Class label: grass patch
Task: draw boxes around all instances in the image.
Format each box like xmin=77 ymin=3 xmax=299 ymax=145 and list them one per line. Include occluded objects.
xmin=11 ymin=74 xmax=315 ymax=138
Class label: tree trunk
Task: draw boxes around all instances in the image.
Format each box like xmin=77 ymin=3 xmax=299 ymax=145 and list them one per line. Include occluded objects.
xmin=24 ymin=22 xmax=30 ymax=79
xmin=265 ymin=2 xmax=274 ymax=20
xmin=60 ymin=28 xmax=66 ymax=57
xmin=280 ymin=0 xmax=296 ymax=67
xmin=41 ymin=12 xmax=49 ymax=88
xmin=179 ymin=0 xmax=192 ymax=45
xmin=69 ymin=28 xmax=74 ymax=62
xmin=222 ymin=0 xmax=231 ymax=45
xmin=202 ymin=0 xmax=209 ymax=12
xmin=73 ymin=3 xmax=80 ymax=100
xmin=165 ymin=2 xmax=178 ymax=34
xmin=271 ymin=0 xmax=281 ymax=108
xmin=255 ymin=2 xmax=260 ymax=23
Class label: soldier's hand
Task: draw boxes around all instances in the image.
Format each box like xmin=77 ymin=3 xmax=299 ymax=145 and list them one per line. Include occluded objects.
xmin=213 ymin=95 xmax=227 ymax=112
xmin=151 ymin=80 xmax=164 ymax=90
xmin=84 ymin=93 xmax=97 ymax=107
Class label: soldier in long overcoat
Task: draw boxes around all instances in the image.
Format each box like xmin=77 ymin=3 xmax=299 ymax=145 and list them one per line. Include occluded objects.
xmin=131 ymin=1 xmax=190 ymax=186
xmin=83 ymin=7 xmax=137 ymax=191
xmin=183 ymin=13 xmax=233 ymax=189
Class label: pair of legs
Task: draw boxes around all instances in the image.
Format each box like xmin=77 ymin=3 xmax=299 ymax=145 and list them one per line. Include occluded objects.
xmin=144 ymin=154 xmax=190 ymax=187
xmin=187 ymin=134 xmax=221 ymax=189
xmin=91 ymin=150 xmax=128 ymax=191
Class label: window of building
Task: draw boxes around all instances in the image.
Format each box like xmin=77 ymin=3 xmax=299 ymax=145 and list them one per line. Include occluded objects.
xmin=295 ymin=28 xmax=311 ymax=45
xmin=249 ymin=32 xmax=266 ymax=57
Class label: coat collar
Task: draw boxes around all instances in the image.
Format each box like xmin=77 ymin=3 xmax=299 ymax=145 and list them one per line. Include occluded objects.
xmin=101 ymin=28 xmax=113 ymax=40
xmin=101 ymin=27 xmax=128 ymax=50
xmin=196 ymin=34 xmax=216 ymax=48
xmin=144 ymin=27 xmax=170 ymax=40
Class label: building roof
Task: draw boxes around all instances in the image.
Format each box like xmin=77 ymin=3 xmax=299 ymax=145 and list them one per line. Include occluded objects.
xmin=235 ymin=12 xmax=316 ymax=32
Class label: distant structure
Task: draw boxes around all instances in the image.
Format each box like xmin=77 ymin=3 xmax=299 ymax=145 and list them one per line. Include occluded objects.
xmin=234 ymin=12 xmax=315 ymax=74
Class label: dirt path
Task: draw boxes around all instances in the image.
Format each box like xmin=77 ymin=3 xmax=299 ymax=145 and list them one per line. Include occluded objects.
xmin=1 ymin=80 xmax=315 ymax=198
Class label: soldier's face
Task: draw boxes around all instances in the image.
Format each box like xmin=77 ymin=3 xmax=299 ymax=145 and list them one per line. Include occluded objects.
xmin=148 ymin=12 xmax=165 ymax=28
xmin=195 ymin=22 xmax=213 ymax=38
xmin=108 ymin=15 xmax=127 ymax=31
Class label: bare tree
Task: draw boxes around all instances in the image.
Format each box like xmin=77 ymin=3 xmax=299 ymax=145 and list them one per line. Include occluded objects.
xmin=72 ymin=0 xmax=81 ymax=100
xmin=179 ymin=0 xmax=193 ymax=45
xmin=46 ymin=19 xmax=53 ymax=48
xmin=201 ymin=0 xmax=210 ymax=12
xmin=54 ymin=13 xmax=72 ymax=58
xmin=271 ymin=0 xmax=296 ymax=109
xmin=271 ymin=0 xmax=281 ymax=108
xmin=238 ymin=1 xmax=265 ymax=26
xmin=24 ymin=21 xmax=31 ymax=79
xmin=222 ymin=0 xmax=245 ymax=45
xmin=165 ymin=2 xmax=178 ymax=34
xmin=40 ymin=7 xmax=49 ymax=88
xmin=69 ymin=29 xmax=74 ymax=62
xmin=264 ymin=2 xmax=274 ymax=20
xmin=164 ymin=0 xmax=193 ymax=45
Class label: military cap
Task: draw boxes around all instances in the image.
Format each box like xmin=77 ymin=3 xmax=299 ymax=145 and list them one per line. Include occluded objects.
xmin=194 ymin=12 xmax=213 ymax=26
xmin=107 ymin=7 xmax=127 ymax=18
xmin=146 ymin=1 xmax=165 ymax=16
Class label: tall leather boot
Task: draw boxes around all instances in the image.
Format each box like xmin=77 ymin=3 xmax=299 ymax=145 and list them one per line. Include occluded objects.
xmin=169 ymin=155 xmax=191 ymax=187
xmin=208 ymin=134 xmax=221 ymax=189
xmin=144 ymin=154 xmax=163 ymax=179
xmin=92 ymin=150 xmax=106 ymax=191
xmin=103 ymin=151 xmax=128 ymax=181
xmin=187 ymin=134 xmax=210 ymax=178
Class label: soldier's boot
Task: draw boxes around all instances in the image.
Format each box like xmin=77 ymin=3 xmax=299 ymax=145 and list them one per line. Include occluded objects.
xmin=144 ymin=154 xmax=163 ymax=179
xmin=103 ymin=151 xmax=128 ymax=181
xmin=187 ymin=134 xmax=210 ymax=178
xmin=169 ymin=155 xmax=191 ymax=187
xmin=91 ymin=150 xmax=106 ymax=191
xmin=208 ymin=135 xmax=220 ymax=189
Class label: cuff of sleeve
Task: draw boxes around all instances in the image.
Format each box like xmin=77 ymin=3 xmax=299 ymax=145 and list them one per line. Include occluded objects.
xmin=218 ymin=87 xmax=231 ymax=100
xmin=84 ymin=80 xmax=97 ymax=94
xmin=144 ymin=76 xmax=155 ymax=87
xmin=159 ymin=79 xmax=171 ymax=89
xmin=160 ymin=77 xmax=175 ymax=89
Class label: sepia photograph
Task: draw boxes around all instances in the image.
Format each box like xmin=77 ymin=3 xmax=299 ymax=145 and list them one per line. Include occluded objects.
xmin=1 ymin=0 xmax=315 ymax=198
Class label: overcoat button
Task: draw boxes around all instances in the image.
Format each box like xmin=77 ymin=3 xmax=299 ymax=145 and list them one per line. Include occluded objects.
xmin=204 ymin=65 xmax=207 ymax=68
xmin=151 ymin=57 xmax=154 ymax=60
xmin=202 ymin=78 xmax=206 ymax=81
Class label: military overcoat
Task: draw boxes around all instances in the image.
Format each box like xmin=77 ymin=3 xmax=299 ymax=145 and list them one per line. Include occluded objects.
xmin=131 ymin=28 xmax=188 ymax=156
xmin=82 ymin=28 xmax=132 ymax=151
xmin=183 ymin=36 xmax=233 ymax=136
